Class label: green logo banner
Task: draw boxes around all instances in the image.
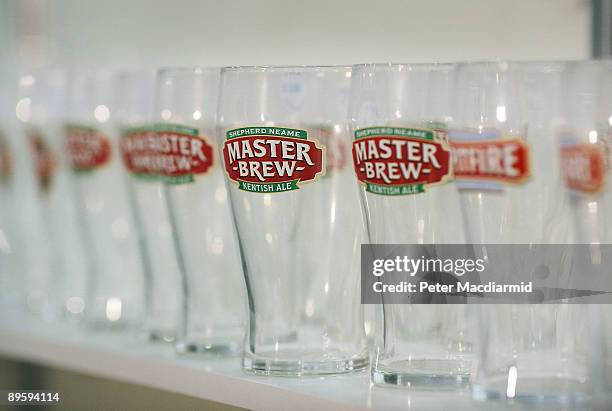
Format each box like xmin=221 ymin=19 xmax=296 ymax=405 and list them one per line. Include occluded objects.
xmin=238 ymin=179 xmax=299 ymax=193
xmin=124 ymin=123 xmax=199 ymax=137
xmin=365 ymin=182 xmax=425 ymax=195
xmin=354 ymin=127 xmax=434 ymax=141
xmin=163 ymin=174 xmax=195 ymax=185
xmin=227 ymin=127 xmax=307 ymax=140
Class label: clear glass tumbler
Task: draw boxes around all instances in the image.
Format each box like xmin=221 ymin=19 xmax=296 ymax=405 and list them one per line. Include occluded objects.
xmin=65 ymin=69 xmax=146 ymax=331
xmin=349 ymin=63 xmax=472 ymax=388
xmin=218 ymin=65 xmax=368 ymax=375
xmin=155 ymin=67 xmax=246 ymax=355
xmin=116 ymin=69 xmax=183 ymax=343
xmin=452 ymin=62 xmax=590 ymax=405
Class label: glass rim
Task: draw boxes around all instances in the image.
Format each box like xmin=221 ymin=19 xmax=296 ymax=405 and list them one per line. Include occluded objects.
xmin=565 ymin=58 xmax=612 ymax=69
xmin=115 ymin=68 xmax=158 ymax=80
xmin=63 ymin=65 xmax=135 ymax=76
xmin=220 ymin=65 xmax=352 ymax=73
xmin=157 ymin=66 xmax=222 ymax=75
xmin=351 ymin=62 xmax=455 ymax=72
xmin=453 ymin=59 xmax=579 ymax=69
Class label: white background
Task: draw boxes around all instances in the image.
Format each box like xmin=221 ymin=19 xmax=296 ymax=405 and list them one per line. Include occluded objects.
xmin=1 ymin=0 xmax=593 ymax=68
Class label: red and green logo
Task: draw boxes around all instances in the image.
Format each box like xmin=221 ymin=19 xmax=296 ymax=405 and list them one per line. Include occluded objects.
xmin=65 ymin=124 xmax=112 ymax=172
xmin=450 ymin=138 xmax=531 ymax=185
xmin=121 ymin=124 xmax=214 ymax=184
xmin=560 ymin=144 xmax=607 ymax=195
xmin=352 ymin=127 xmax=452 ymax=195
xmin=223 ymin=126 xmax=325 ymax=193
xmin=28 ymin=129 xmax=56 ymax=192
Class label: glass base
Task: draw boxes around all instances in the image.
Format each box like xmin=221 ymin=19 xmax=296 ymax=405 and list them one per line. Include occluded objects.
xmin=86 ymin=318 xmax=134 ymax=333
xmin=243 ymin=349 xmax=369 ymax=376
xmin=473 ymin=376 xmax=591 ymax=407
xmin=148 ymin=329 xmax=176 ymax=344
xmin=176 ymin=340 xmax=240 ymax=356
xmin=372 ymin=358 xmax=473 ymax=389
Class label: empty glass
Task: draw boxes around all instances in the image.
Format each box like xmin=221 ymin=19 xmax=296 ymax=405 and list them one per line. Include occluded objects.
xmin=156 ymin=67 xmax=246 ymax=355
xmin=218 ymin=65 xmax=368 ymax=375
xmin=349 ymin=63 xmax=472 ymax=388
xmin=115 ymin=69 xmax=183 ymax=343
xmin=452 ymin=62 xmax=590 ymax=405
xmin=65 ymin=69 xmax=146 ymax=331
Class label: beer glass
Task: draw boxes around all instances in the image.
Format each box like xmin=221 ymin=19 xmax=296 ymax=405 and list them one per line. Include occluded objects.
xmin=561 ymin=60 xmax=612 ymax=409
xmin=116 ymin=69 xmax=183 ymax=342
xmin=65 ymin=69 xmax=146 ymax=331
xmin=452 ymin=62 xmax=590 ymax=405
xmin=156 ymin=67 xmax=246 ymax=355
xmin=349 ymin=63 xmax=472 ymax=388
xmin=218 ymin=66 xmax=368 ymax=375
xmin=19 ymin=70 xmax=89 ymax=322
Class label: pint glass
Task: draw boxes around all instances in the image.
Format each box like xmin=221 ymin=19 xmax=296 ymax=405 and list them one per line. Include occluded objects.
xmin=452 ymin=62 xmax=590 ymax=405
xmin=349 ymin=63 xmax=473 ymax=388
xmin=155 ymin=68 xmax=246 ymax=355
xmin=116 ymin=69 xmax=183 ymax=342
xmin=65 ymin=69 xmax=146 ymax=331
xmin=218 ymin=66 xmax=368 ymax=375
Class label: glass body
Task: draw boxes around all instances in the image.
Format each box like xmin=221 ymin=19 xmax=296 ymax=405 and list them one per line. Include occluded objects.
xmin=218 ymin=66 xmax=368 ymax=375
xmin=349 ymin=63 xmax=472 ymax=388
xmin=65 ymin=69 xmax=146 ymax=331
xmin=452 ymin=62 xmax=589 ymax=405
xmin=156 ymin=68 xmax=246 ymax=355
xmin=114 ymin=69 xmax=182 ymax=342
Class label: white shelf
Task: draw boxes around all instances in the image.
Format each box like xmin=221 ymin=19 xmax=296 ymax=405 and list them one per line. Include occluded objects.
xmin=0 ymin=316 xmax=482 ymax=411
